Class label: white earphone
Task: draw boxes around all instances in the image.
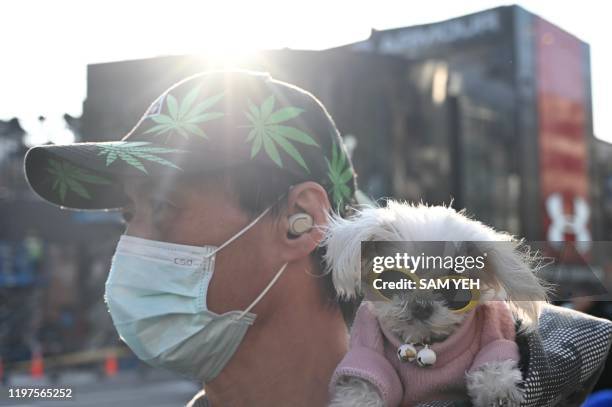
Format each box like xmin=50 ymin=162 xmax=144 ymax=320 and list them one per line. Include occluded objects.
xmin=288 ymin=213 xmax=314 ymax=235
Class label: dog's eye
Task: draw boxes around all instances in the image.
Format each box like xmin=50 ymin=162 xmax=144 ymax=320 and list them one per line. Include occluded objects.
xmin=443 ymin=297 xmax=472 ymax=311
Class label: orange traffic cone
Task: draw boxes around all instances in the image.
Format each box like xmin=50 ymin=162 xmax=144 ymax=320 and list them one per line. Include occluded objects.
xmin=30 ymin=350 xmax=44 ymax=378
xmin=104 ymin=351 xmax=118 ymax=377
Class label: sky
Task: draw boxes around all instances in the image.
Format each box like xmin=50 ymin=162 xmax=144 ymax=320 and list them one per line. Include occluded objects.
xmin=1 ymin=0 xmax=610 ymax=142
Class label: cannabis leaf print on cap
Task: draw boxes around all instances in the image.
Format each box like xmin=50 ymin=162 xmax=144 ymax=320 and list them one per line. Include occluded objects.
xmin=143 ymin=85 xmax=224 ymax=140
xmin=46 ymin=159 xmax=112 ymax=202
xmin=326 ymin=142 xmax=353 ymax=209
xmin=242 ymin=95 xmax=319 ymax=173
xmin=96 ymin=142 xmax=183 ymax=173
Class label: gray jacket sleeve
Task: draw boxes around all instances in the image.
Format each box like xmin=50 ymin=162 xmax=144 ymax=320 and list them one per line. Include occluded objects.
xmin=415 ymin=304 xmax=612 ymax=407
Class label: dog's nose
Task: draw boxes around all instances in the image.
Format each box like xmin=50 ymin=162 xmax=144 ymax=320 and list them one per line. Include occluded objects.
xmin=412 ymin=302 xmax=433 ymax=320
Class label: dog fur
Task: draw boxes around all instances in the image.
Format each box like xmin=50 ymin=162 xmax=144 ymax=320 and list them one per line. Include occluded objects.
xmin=323 ymin=201 xmax=549 ymax=407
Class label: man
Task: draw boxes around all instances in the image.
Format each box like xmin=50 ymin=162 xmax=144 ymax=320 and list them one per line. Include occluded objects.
xmin=27 ymin=69 xmax=612 ymax=407
xmin=24 ymin=70 xmax=363 ymax=406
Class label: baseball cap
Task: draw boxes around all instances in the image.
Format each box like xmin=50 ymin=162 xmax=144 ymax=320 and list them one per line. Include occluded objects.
xmin=24 ymin=70 xmax=361 ymax=215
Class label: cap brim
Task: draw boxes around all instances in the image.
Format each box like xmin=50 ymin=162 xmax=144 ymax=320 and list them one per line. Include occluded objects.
xmin=24 ymin=141 xmax=245 ymax=211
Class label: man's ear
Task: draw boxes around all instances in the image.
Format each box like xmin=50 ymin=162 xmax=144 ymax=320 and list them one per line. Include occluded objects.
xmin=276 ymin=182 xmax=331 ymax=262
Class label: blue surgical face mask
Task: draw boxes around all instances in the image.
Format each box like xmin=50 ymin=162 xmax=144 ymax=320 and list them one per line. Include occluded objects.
xmin=104 ymin=204 xmax=288 ymax=383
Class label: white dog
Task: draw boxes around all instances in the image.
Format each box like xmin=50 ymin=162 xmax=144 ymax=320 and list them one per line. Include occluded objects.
xmin=323 ymin=201 xmax=548 ymax=407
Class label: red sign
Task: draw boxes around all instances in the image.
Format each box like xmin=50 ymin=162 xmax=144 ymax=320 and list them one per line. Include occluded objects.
xmin=536 ymin=18 xmax=591 ymax=260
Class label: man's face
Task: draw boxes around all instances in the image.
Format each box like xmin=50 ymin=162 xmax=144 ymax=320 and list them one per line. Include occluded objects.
xmin=121 ymin=174 xmax=284 ymax=315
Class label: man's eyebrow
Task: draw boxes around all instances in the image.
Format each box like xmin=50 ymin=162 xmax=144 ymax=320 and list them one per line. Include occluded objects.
xmin=123 ymin=177 xmax=183 ymax=202
xmin=137 ymin=180 xmax=156 ymax=195
xmin=122 ymin=179 xmax=152 ymax=202
xmin=147 ymin=180 xmax=184 ymax=204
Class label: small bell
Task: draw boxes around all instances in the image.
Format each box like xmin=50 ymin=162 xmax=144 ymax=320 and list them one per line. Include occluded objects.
xmin=416 ymin=344 xmax=436 ymax=367
xmin=397 ymin=343 xmax=417 ymax=363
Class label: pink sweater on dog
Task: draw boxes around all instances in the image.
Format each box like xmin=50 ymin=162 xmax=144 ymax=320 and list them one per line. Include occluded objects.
xmin=330 ymin=301 xmax=519 ymax=406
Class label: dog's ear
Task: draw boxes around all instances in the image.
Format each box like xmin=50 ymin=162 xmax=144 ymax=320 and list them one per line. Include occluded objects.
xmin=321 ymin=208 xmax=396 ymax=300
xmin=321 ymin=214 xmax=365 ymax=300
xmin=480 ymin=239 xmax=550 ymax=329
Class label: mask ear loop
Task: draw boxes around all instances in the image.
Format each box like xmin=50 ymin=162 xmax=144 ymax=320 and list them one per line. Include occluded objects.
xmin=198 ymin=192 xmax=289 ymax=320
xmin=238 ymin=262 xmax=289 ymax=320
xmin=204 ymin=193 xmax=287 ymax=259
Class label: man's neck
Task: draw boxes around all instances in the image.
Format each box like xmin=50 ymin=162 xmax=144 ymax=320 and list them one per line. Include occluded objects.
xmin=204 ymin=266 xmax=348 ymax=407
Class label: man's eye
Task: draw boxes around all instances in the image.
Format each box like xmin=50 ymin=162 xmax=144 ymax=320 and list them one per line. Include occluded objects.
xmin=151 ymin=198 xmax=178 ymax=214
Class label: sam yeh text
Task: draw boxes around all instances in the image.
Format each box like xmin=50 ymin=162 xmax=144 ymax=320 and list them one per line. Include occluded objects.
xmin=373 ymin=278 xmax=480 ymax=290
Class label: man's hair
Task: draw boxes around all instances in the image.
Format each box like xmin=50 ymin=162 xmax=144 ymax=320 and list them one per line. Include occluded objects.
xmin=215 ymin=163 xmax=357 ymax=325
